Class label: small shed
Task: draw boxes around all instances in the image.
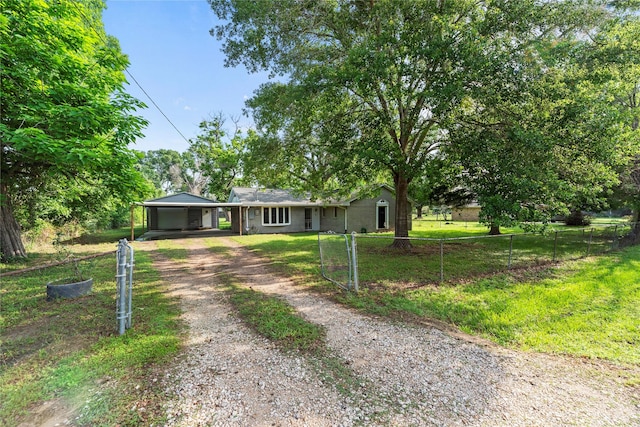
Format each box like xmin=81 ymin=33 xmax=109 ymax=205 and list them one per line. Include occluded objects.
xmin=142 ymin=193 xmax=220 ymax=231
xmin=451 ymin=202 xmax=481 ymax=222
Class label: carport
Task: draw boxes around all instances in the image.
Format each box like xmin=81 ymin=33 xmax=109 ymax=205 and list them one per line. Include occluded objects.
xmin=129 ymin=193 xmax=242 ymax=240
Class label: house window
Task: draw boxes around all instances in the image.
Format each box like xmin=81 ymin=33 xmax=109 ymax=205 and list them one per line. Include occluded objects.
xmin=262 ymin=206 xmax=291 ymax=225
xmin=333 ymin=207 xmax=338 ymax=218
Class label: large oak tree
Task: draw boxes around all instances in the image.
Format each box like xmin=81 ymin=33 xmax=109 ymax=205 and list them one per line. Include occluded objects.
xmin=1 ymin=0 xmax=148 ymax=260
xmin=210 ymin=0 xmax=610 ymax=246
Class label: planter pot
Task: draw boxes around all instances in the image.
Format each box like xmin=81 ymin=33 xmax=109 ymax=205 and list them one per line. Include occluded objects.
xmin=46 ymin=278 xmax=93 ymax=301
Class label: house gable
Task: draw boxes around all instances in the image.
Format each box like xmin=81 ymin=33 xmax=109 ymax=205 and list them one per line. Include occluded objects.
xmin=146 ymin=192 xmax=217 ymax=205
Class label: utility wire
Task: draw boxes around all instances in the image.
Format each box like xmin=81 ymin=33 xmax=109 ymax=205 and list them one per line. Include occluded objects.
xmin=123 ymin=70 xmax=191 ymax=144
xmin=69 ymin=0 xmax=191 ymax=145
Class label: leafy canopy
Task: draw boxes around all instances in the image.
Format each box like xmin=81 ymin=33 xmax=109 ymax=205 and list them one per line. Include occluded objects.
xmin=0 ymin=0 xmax=150 ymax=258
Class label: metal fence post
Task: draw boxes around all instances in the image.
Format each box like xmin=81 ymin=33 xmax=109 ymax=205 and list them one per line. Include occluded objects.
xmin=351 ymin=232 xmax=359 ymax=293
xmin=587 ymin=228 xmax=594 ymax=256
xmin=127 ymin=241 xmax=134 ymax=329
xmin=116 ymin=239 xmax=134 ymax=335
xmin=439 ymin=239 xmax=444 ymax=282
xmin=345 ymin=234 xmax=353 ymax=290
xmin=612 ymin=225 xmax=618 ymax=250
xmin=508 ymin=234 xmax=514 ymax=269
xmin=116 ymin=240 xmax=127 ymax=335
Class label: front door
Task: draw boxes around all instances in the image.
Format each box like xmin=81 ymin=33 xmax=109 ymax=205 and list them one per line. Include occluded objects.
xmin=377 ymin=206 xmax=387 ymax=229
xmin=304 ymin=208 xmax=313 ymax=230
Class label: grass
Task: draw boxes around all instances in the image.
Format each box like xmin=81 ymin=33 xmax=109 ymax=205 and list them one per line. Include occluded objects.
xmin=0 ymin=234 xmax=182 ymax=426
xmin=231 ymin=220 xmax=640 ymax=370
xmin=154 ymin=239 xmax=189 ymax=261
xmin=224 ymin=279 xmax=325 ymax=353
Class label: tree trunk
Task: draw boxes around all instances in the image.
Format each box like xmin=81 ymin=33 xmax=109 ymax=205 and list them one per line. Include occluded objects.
xmin=391 ymin=173 xmax=412 ymax=249
xmin=416 ymin=205 xmax=423 ymax=219
xmin=0 ymin=183 xmax=27 ymax=261
xmin=489 ymin=223 xmax=501 ymax=235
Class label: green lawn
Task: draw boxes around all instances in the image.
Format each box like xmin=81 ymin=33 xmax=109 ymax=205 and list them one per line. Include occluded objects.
xmin=0 ymin=236 xmax=181 ymax=426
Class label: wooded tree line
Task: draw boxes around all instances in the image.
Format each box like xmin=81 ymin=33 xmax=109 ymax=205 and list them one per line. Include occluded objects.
xmin=2 ymin=0 xmax=639 ymax=260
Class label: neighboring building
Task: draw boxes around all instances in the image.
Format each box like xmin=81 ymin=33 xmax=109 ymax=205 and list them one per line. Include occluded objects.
xmin=141 ymin=193 xmax=220 ymax=231
xmin=228 ymin=185 xmax=410 ymax=235
xmin=451 ymin=202 xmax=481 ymax=222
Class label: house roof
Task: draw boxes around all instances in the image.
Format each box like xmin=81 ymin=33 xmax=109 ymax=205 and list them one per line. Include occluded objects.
xmin=228 ymin=185 xmax=400 ymax=207
xmin=146 ymin=192 xmax=216 ymax=204
xmin=229 ymin=187 xmax=349 ymax=207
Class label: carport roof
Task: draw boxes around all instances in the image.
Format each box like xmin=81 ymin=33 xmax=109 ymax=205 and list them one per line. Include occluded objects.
xmin=139 ymin=192 xmax=241 ymax=207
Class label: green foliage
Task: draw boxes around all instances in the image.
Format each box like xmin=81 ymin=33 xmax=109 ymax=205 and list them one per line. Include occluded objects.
xmin=188 ymin=113 xmax=247 ymax=201
xmin=447 ymin=5 xmax=640 ymax=231
xmin=211 ymin=0 xmax=625 ymax=240
xmin=137 ymin=149 xmax=184 ymax=195
xmin=0 ymin=0 xmax=151 ymax=259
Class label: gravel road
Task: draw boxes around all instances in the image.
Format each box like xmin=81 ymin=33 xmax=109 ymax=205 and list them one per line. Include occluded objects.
xmin=149 ymin=237 xmax=639 ymax=427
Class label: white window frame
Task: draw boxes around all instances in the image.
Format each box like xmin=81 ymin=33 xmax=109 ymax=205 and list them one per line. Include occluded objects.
xmin=262 ymin=206 xmax=291 ymax=226
xmin=376 ymin=199 xmax=389 ymax=229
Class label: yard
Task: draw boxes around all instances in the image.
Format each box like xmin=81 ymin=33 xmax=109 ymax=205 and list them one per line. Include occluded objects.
xmin=226 ymin=218 xmax=640 ymax=365
xmin=1 ymin=220 xmax=638 ymax=425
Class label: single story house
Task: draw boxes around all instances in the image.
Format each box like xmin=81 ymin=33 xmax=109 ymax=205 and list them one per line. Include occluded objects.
xmin=228 ymin=185 xmax=410 ymax=234
xmin=141 ymin=193 xmax=220 ymax=231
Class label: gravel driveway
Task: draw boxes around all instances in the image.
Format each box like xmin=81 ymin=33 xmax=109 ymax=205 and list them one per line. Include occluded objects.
xmin=149 ymin=237 xmax=639 ymax=426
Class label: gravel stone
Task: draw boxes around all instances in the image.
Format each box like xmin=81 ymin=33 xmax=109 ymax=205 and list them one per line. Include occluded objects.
xmin=148 ymin=237 xmax=639 ymax=427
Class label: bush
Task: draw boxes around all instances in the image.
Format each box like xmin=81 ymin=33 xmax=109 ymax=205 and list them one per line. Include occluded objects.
xmin=565 ymin=210 xmax=592 ymax=226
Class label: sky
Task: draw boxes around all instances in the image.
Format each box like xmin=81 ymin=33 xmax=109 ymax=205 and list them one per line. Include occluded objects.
xmin=102 ymin=0 xmax=271 ymax=153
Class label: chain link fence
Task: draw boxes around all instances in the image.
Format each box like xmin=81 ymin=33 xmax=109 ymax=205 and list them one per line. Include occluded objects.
xmin=323 ymin=223 xmax=637 ymax=289
xmin=318 ymin=231 xmax=358 ymax=291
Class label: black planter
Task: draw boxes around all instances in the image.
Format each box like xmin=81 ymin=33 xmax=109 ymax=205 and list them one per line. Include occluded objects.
xmin=46 ymin=278 xmax=93 ymax=301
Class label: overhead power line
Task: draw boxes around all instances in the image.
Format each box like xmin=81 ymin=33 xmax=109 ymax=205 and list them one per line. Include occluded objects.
xmin=69 ymin=0 xmax=191 ymax=145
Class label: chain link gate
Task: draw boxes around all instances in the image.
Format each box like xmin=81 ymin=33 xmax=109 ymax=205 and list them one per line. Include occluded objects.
xmin=116 ymin=239 xmax=134 ymax=335
xmin=318 ymin=231 xmax=359 ymax=292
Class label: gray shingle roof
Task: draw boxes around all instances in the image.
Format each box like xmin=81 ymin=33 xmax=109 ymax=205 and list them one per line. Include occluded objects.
xmin=145 ymin=192 xmax=217 ymax=204
xmin=229 ymin=187 xmax=317 ymax=205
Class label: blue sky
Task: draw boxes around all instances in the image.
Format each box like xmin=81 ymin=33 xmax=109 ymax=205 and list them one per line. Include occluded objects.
xmin=102 ymin=0 xmax=270 ymax=153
